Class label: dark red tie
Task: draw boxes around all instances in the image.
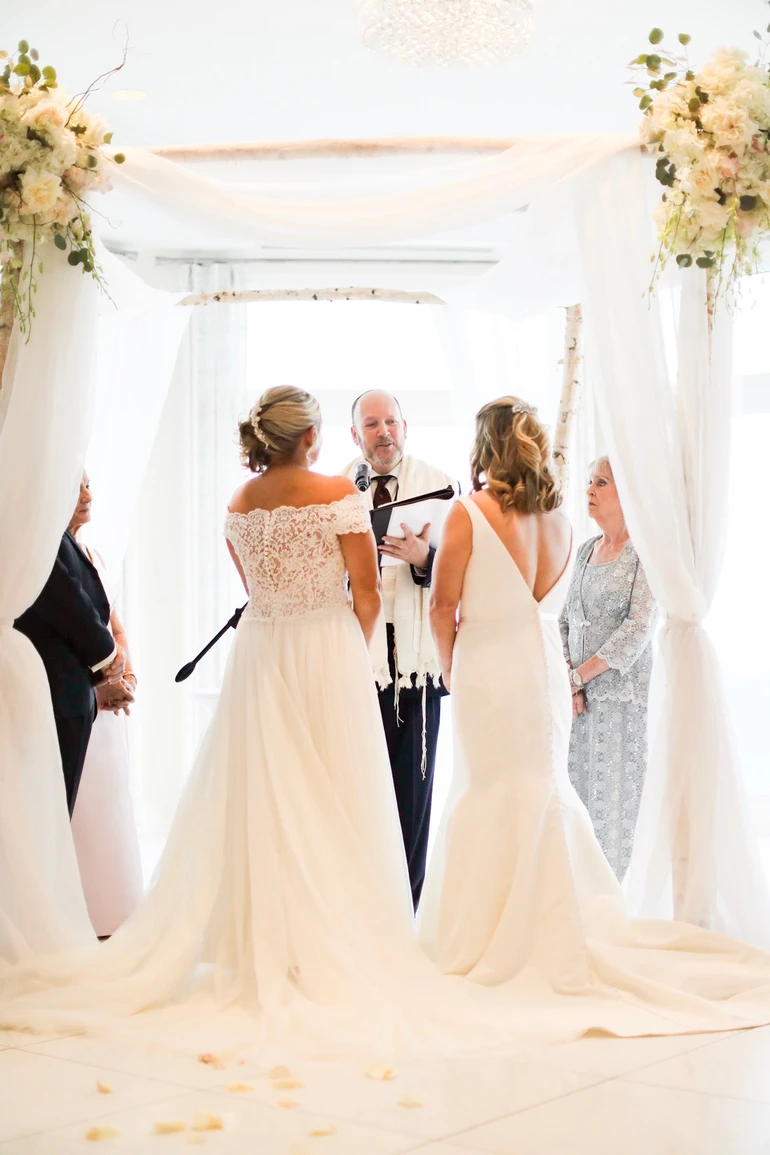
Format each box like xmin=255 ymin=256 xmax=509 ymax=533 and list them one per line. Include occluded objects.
xmin=372 ymin=475 xmax=395 ymax=508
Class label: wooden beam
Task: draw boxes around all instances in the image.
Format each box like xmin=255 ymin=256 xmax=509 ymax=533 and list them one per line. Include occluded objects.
xmin=149 ymin=137 xmax=520 ymax=163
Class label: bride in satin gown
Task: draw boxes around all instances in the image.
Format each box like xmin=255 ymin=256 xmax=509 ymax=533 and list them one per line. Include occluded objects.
xmin=4 ymin=388 xmax=770 ymax=1057
xmin=418 ymin=397 xmax=770 ymax=1035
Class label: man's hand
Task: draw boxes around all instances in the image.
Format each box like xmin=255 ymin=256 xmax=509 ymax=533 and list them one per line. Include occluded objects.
xmin=96 ymin=679 xmax=135 ymax=716
xmin=101 ymin=647 xmax=126 ymax=684
xmin=379 ymin=523 xmax=431 ymax=568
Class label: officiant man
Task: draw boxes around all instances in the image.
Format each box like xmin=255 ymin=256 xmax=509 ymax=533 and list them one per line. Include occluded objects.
xmin=15 ymin=474 xmax=125 ymax=816
xmin=343 ymin=389 xmax=457 ymax=909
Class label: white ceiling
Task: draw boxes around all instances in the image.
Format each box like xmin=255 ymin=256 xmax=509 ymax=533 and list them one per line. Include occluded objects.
xmin=14 ymin=0 xmax=764 ymax=253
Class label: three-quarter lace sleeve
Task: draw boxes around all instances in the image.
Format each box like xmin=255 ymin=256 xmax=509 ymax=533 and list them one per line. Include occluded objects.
xmin=334 ymin=492 xmax=372 ymax=535
xmin=596 ymin=558 xmax=657 ymax=676
xmin=559 ymin=602 xmax=571 ymax=663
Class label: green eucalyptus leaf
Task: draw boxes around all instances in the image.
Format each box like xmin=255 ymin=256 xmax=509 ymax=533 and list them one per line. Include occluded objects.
xmin=67 ymin=251 xmax=82 ymax=266
xmin=103 ymin=131 xmax=113 ymax=144
xmin=688 ymin=95 xmax=701 ymax=111
xmin=676 ymin=253 xmax=693 ymax=267
xmin=41 ymin=65 xmax=56 ymax=79
xmin=30 ymin=47 xmax=38 ymax=60
xmin=17 ymin=39 xmax=29 ymax=53
xmin=754 ymin=30 xmax=763 ymax=39
xmin=686 ymin=69 xmax=695 ymax=80
xmin=13 ymin=61 xmax=30 ymax=75
xmin=678 ymin=33 xmax=691 ymax=45
xmin=28 ymin=63 xmax=40 ymax=83
xmin=639 ymin=95 xmax=653 ymax=110
xmin=696 ymin=256 xmax=715 ymax=268
xmin=649 ymin=27 xmax=664 ymax=44
xmin=53 ymin=233 xmax=67 ymax=250
xmin=740 ymin=194 xmax=758 ymax=211
xmin=113 ymin=152 xmax=126 ymax=164
xmin=646 ymin=53 xmax=662 ymax=70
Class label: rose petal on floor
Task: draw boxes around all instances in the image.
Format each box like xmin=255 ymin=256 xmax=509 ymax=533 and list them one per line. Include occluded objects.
xmin=191 ymin=1112 xmax=225 ymax=1131
xmin=96 ymin=1080 xmax=112 ymax=1095
xmin=85 ymin=1125 xmax=120 ymax=1141
xmin=398 ymin=1093 xmax=423 ymax=1109
xmin=366 ymin=1064 xmax=396 ymax=1081
xmin=154 ymin=1120 xmax=187 ymax=1134
xmin=308 ymin=1123 xmax=337 ymax=1138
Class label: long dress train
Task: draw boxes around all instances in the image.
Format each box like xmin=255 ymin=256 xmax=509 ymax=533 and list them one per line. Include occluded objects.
xmin=418 ymin=496 xmax=770 ymax=1035
xmin=4 ymin=493 xmax=770 ymax=1058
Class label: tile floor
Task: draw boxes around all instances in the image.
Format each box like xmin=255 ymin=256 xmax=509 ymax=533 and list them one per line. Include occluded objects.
xmin=2 ymin=1024 xmax=770 ymax=1154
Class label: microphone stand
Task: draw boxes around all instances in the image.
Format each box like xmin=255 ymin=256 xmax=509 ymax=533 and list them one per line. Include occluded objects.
xmin=175 ymin=604 xmax=247 ymax=683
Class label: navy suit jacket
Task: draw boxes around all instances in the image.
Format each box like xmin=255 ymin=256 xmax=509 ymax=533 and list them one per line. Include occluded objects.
xmin=15 ymin=531 xmax=114 ymax=719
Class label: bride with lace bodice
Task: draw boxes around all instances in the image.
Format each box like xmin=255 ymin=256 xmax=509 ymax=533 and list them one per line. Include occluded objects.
xmin=0 ymin=387 xmax=452 ymax=1055
xmin=227 ymin=496 xmax=366 ymax=623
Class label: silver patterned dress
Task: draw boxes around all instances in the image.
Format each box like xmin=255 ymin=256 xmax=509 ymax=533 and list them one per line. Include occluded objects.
xmin=559 ymin=538 xmax=657 ymax=880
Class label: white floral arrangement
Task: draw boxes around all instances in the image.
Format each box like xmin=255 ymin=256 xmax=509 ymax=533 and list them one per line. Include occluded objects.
xmin=632 ymin=23 xmax=770 ymax=299
xmin=0 ymin=39 xmax=125 ymax=337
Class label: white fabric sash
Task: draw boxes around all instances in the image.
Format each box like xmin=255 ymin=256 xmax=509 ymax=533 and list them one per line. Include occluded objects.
xmin=342 ymin=454 xmax=455 ymax=690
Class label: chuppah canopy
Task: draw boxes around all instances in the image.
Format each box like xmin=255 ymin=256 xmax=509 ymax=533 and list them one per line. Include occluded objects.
xmin=1 ymin=131 xmax=768 ymax=961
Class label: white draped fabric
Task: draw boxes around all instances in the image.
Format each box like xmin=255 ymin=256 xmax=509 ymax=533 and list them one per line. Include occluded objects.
xmin=1 ymin=131 xmax=767 ymax=960
xmin=577 ymin=150 xmax=770 ymax=943
xmin=112 ymin=136 xmax=635 ymax=247
xmin=0 ymin=245 xmax=189 ymax=960
xmin=0 ymin=250 xmax=100 ymax=960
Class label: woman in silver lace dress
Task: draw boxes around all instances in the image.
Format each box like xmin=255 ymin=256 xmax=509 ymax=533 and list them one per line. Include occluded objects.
xmin=560 ymin=458 xmax=657 ymax=879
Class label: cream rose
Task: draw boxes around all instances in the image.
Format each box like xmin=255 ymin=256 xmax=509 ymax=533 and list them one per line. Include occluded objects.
xmin=21 ymin=99 xmax=67 ymax=132
xmin=18 ymin=168 xmax=62 ymax=215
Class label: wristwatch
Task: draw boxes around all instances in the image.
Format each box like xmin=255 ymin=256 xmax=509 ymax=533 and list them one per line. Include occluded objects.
xmin=570 ymin=669 xmax=584 ymax=690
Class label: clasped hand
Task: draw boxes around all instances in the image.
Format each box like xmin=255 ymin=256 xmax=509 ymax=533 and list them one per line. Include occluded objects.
xmin=379 ymin=523 xmax=431 ymax=568
xmin=97 ymin=677 xmax=135 ymax=716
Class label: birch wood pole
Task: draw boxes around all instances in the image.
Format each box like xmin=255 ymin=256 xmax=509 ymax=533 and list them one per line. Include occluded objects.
xmin=178 ymin=286 xmax=445 ymax=307
xmin=551 ymin=303 xmax=584 ymax=500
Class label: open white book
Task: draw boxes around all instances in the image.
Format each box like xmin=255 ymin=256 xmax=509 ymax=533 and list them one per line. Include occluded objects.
xmin=370 ymin=485 xmax=456 ymax=568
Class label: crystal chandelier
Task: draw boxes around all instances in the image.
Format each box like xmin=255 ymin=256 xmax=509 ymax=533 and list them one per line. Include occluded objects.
xmin=358 ymin=0 xmax=534 ymax=67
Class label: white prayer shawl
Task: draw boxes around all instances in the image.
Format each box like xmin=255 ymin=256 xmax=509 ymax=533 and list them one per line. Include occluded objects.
xmin=342 ymin=454 xmax=456 ymax=691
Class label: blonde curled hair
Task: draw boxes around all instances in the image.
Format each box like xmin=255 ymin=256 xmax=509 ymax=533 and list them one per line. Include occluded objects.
xmin=470 ymin=396 xmax=561 ymax=514
xmin=238 ymin=386 xmax=322 ymax=473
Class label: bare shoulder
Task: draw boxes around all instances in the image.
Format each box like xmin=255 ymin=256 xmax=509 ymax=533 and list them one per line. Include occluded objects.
xmin=308 ymin=474 xmax=358 ymax=503
xmin=542 ymin=507 xmax=572 ymax=541
xmin=228 ymin=478 xmax=261 ymax=514
xmin=442 ymin=498 xmax=472 ymax=543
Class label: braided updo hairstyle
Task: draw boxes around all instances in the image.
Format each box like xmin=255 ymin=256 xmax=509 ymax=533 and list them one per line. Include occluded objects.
xmin=238 ymin=386 xmax=322 ymax=473
xmin=470 ymin=396 xmax=561 ymax=514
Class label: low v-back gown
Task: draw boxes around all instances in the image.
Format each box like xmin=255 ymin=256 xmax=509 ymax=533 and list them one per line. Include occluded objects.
xmin=418 ymin=496 xmax=770 ymax=1035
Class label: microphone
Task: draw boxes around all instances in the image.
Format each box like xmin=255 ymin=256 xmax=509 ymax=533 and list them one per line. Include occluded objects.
xmin=175 ymin=604 xmax=247 ymax=683
xmin=354 ymin=461 xmax=371 ymax=493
